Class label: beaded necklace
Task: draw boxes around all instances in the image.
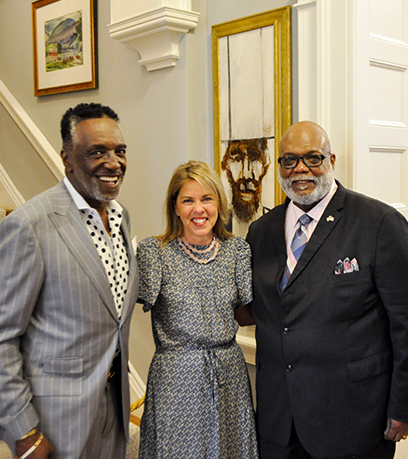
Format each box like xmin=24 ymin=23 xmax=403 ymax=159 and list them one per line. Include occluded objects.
xmin=177 ymin=236 xmax=220 ymax=264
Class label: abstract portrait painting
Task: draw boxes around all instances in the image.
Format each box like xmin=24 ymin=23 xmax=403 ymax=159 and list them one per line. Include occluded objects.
xmin=212 ymin=7 xmax=292 ymax=237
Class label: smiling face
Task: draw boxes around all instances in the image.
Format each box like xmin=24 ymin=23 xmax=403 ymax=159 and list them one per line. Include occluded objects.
xmin=175 ymin=179 xmax=219 ymax=245
xmin=278 ymin=121 xmax=336 ymax=212
xmin=61 ymin=116 xmax=127 ymax=211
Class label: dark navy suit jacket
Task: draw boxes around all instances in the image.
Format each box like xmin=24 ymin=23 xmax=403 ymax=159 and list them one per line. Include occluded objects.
xmin=247 ymin=181 xmax=408 ymax=456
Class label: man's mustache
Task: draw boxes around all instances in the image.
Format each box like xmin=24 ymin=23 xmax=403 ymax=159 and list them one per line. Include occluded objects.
xmin=284 ymin=174 xmax=317 ymax=185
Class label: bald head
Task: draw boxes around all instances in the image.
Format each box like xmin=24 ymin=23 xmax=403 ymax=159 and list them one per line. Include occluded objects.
xmin=279 ymin=121 xmax=331 ymax=156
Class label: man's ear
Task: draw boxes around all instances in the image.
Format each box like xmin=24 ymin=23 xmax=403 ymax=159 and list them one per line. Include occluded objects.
xmin=61 ymin=150 xmax=72 ymax=171
xmin=330 ymin=153 xmax=336 ymax=169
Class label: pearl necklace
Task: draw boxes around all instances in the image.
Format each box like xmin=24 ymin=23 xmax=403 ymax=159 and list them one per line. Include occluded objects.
xmin=178 ymin=236 xmax=220 ymax=264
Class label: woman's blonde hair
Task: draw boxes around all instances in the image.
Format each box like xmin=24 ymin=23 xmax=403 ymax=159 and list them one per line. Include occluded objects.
xmin=158 ymin=161 xmax=232 ymax=245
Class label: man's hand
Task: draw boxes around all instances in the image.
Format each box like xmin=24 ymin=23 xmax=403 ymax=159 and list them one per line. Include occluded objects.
xmin=384 ymin=417 xmax=408 ymax=442
xmin=15 ymin=431 xmax=55 ymax=459
xmin=234 ymin=304 xmax=256 ymax=326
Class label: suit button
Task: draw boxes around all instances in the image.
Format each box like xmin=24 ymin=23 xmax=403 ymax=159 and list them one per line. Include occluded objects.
xmin=286 ymin=365 xmax=293 ymax=372
xmin=283 ymin=327 xmax=289 ymax=335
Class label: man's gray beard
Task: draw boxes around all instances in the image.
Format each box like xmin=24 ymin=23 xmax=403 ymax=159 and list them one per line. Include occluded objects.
xmin=278 ymin=168 xmax=334 ymax=206
xmin=75 ymin=167 xmax=123 ymax=203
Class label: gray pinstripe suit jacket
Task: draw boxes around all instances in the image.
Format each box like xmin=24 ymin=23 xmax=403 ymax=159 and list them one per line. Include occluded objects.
xmin=0 ymin=180 xmax=139 ymax=458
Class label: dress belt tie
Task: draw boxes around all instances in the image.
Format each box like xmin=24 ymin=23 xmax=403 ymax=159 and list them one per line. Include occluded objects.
xmin=155 ymin=338 xmax=236 ymax=354
xmin=156 ymin=339 xmax=236 ymax=392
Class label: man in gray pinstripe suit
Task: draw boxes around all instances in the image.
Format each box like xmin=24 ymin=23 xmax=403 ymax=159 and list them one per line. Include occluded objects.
xmin=0 ymin=103 xmax=139 ymax=459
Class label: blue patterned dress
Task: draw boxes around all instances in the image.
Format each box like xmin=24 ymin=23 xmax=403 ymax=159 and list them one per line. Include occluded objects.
xmin=137 ymin=236 xmax=259 ymax=459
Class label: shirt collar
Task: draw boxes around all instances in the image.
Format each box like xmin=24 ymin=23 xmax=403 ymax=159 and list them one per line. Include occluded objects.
xmin=63 ymin=176 xmax=123 ymax=216
xmin=287 ymin=179 xmax=338 ymax=227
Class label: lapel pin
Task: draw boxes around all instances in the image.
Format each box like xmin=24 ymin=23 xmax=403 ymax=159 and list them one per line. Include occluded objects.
xmin=326 ymin=215 xmax=334 ymax=222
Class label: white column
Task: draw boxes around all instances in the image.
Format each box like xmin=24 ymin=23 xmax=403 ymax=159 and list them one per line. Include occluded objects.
xmin=293 ymin=0 xmax=352 ymax=185
xmin=293 ymin=0 xmax=317 ymax=122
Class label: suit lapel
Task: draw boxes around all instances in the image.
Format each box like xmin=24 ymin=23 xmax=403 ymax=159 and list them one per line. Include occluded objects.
xmin=119 ymin=214 xmax=138 ymax=322
xmin=284 ymin=182 xmax=346 ymax=289
xmin=48 ymin=182 xmax=119 ymax=321
xmin=273 ymin=202 xmax=290 ymax=288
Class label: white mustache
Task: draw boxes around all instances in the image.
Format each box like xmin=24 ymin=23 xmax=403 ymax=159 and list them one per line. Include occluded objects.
xmin=287 ymin=175 xmax=316 ymax=184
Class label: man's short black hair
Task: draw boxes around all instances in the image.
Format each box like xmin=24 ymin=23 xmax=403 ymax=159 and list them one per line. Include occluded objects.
xmin=61 ymin=103 xmax=119 ymax=149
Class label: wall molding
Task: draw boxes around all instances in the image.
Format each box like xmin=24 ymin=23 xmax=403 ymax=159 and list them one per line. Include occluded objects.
xmin=236 ymin=333 xmax=256 ymax=365
xmin=128 ymin=360 xmax=146 ymax=418
xmin=107 ymin=6 xmax=200 ymax=72
xmin=0 ymin=163 xmax=25 ymax=208
xmin=129 ymin=360 xmax=146 ymax=400
xmin=369 ymin=146 xmax=407 ymax=154
xmin=369 ymin=59 xmax=407 ymax=72
xmin=370 ymin=33 xmax=408 ymax=47
xmin=0 ymin=79 xmax=63 ymax=181
xmin=369 ymin=121 xmax=407 ymax=128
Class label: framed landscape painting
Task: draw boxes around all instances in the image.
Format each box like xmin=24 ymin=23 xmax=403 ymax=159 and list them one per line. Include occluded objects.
xmin=32 ymin=0 xmax=97 ymax=96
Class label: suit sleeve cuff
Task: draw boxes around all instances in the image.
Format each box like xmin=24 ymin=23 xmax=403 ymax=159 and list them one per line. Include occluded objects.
xmin=7 ymin=403 xmax=40 ymax=443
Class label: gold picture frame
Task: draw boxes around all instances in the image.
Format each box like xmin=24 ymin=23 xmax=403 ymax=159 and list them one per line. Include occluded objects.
xmin=32 ymin=0 xmax=97 ymax=96
xmin=212 ymin=7 xmax=291 ymax=237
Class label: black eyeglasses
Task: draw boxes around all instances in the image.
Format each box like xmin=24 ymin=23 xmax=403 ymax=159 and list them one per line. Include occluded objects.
xmin=278 ymin=153 xmax=331 ymax=169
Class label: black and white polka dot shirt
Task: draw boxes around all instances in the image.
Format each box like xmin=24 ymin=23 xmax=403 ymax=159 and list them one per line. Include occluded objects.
xmin=63 ymin=178 xmax=129 ymax=319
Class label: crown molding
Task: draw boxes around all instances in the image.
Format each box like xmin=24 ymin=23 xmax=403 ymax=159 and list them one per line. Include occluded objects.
xmin=107 ymin=6 xmax=200 ymax=71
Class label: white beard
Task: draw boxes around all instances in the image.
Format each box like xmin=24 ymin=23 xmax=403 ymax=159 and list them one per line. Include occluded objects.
xmin=278 ymin=168 xmax=334 ymax=206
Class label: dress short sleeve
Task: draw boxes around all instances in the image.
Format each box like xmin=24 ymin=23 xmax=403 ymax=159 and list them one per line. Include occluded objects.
xmin=137 ymin=237 xmax=162 ymax=311
xmin=234 ymin=236 xmax=253 ymax=308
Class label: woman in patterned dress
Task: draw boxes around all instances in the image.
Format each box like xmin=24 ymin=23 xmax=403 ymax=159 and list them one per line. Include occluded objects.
xmin=137 ymin=161 xmax=259 ymax=458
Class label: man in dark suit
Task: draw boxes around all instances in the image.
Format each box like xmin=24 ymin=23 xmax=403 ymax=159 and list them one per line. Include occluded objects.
xmin=246 ymin=121 xmax=408 ymax=459
xmin=0 ymin=103 xmax=139 ymax=458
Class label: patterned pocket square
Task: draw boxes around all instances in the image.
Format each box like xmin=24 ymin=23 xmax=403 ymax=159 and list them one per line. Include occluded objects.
xmin=334 ymin=257 xmax=359 ymax=275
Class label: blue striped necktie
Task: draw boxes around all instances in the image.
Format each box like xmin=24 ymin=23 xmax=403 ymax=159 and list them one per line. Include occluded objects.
xmin=280 ymin=214 xmax=313 ymax=291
